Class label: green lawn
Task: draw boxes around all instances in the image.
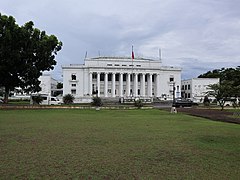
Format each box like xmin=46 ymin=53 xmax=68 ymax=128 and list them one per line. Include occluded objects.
xmin=0 ymin=109 xmax=239 ymax=179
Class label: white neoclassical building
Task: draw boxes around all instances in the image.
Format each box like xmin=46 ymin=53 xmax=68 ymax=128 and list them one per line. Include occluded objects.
xmin=62 ymin=57 xmax=181 ymax=103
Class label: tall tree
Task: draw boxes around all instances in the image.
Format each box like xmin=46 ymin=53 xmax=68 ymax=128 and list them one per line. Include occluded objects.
xmin=200 ymin=67 xmax=240 ymax=109
xmin=0 ymin=13 xmax=62 ymax=103
xmin=208 ymin=81 xmax=236 ymax=110
xmin=198 ymin=66 xmax=240 ymax=87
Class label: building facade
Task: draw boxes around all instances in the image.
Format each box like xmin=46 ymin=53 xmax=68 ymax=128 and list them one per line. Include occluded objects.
xmin=181 ymin=78 xmax=220 ymax=102
xmin=62 ymin=57 xmax=181 ymax=103
xmin=39 ymin=74 xmax=58 ymax=96
xmin=11 ymin=74 xmax=59 ymax=99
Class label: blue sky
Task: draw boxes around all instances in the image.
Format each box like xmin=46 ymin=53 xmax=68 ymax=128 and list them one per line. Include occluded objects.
xmin=1 ymin=0 xmax=240 ymax=81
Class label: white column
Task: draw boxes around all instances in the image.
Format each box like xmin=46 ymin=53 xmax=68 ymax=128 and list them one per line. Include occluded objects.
xmin=148 ymin=73 xmax=153 ymax=97
xmin=119 ymin=73 xmax=123 ymax=97
xmin=141 ymin=73 xmax=145 ymax=97
xmin=111 ymin=73 xmax=116 ymax=97
xmin=89 ymin=72 xmax=92 ymax=96
xmin=156 ymin=74 xmax=160 ymax=97
xmin=126 ymin=73 xmax=131 ymax=97
xmin=104 ymin=73 xmax=108 ymax=97
xmin=97 ymin=72 xmax=100 ymax=97
xmin=134 ymin=73 xmax=138 ymax=97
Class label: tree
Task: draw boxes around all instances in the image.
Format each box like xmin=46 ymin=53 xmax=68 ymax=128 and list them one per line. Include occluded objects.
xmin=198 ymin=66 xmax=240 ymax=88
xmin=208 ymin=81 xmax=236 ymax=110
xmin=63 ymin=94 xmax=75 ymax=104
xmin=57 ymin=82 xmax=63 ymax=89
xmin=53 ymin=82 xmax=63 ymax=96
xmin=0 ymin=13 xmax=62 ymax=103
xmin=199 ymin=66 xmax=240 ymax=109
xmin=203 ymin=95 xmax=210 ymax=106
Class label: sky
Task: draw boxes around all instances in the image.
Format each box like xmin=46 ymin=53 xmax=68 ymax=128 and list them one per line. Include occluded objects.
xmin=1 ymin=0 xmax=240 ymax=81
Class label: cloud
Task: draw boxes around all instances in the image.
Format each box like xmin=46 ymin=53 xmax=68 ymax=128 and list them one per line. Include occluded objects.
xmin=1 ymin=0 xmax=240 ymax=81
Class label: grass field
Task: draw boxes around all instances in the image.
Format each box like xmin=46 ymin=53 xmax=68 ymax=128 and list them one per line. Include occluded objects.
xmin=0 ymin=109 xmax=239 ymax=179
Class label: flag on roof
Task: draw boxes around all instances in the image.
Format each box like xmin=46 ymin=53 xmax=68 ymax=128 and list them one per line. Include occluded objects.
xmin=132 ymin=46 xmax=134 ymax=59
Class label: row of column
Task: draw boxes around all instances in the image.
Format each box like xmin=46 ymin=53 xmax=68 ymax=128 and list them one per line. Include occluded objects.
xmin=89 ymin=72 xmax=160 ymax=98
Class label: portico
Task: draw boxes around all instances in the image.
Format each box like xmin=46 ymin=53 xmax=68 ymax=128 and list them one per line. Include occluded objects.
xmin=89 ymin=71 xmax=159 ymax=98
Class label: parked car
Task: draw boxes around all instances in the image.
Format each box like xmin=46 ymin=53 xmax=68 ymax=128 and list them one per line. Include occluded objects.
xmin=173 ymin=98 xmax=198 ymax=107
xmin=40 ymin=95 xmax=62 ymax=105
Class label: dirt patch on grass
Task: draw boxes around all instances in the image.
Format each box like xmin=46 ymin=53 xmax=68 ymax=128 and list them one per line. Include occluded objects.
xmin=177 ymin=108 xmax=240 ymax=124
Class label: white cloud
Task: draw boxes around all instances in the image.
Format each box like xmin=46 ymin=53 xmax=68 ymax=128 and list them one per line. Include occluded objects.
xmin=1 ymin=0 xmax=240 ymax=81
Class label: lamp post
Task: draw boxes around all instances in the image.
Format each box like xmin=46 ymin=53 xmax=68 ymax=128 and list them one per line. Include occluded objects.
xmin=171 ymin=82 xmax=177 ymax=113
xmin=173 ymin=82 xmax=176 ymax=102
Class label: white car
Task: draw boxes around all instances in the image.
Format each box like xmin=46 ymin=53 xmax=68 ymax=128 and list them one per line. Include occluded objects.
xmin=40 ymin=96 xmax=61 ymax=105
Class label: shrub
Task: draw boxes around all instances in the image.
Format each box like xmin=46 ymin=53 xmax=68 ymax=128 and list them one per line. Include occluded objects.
xmin=92 ymin=96 xmax=103 ymax=107
xmin=63 ymin=94 xmax=75 ymax=104
xmin=134 ymin=99 xmax=143 ymax=109
xmin=31 ymin=95 xmax=43 ymax=105
xmin=203 ymin=96 xmax=210 ymax=106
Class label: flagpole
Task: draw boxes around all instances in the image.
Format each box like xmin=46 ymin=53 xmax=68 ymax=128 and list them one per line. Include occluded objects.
xmin=159 ymin=48 xmax=162 ymax=63
xmin=131 ymin=45 xmax=134 ymax=98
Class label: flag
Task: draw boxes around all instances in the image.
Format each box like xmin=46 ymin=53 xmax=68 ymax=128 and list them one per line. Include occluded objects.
xmin=132 ymin=46 xmax=134 ymax=59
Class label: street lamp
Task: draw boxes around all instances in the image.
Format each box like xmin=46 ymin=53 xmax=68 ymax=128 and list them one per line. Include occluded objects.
xmin=171 ymin=82 xmax=177 ymax=113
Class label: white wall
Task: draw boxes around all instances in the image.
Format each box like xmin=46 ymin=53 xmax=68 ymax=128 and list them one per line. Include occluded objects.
xmin=182 ymin=78 xmax=219 ymax=102
xmin=39 ymin=75 xmax=58 ymax=96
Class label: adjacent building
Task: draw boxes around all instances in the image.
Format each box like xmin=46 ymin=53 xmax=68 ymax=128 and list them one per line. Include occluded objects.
xmin=62 ymin=57 xmax=182 ymax=103
xmin=11 ymin=74 xmax=60 ymax=99
xmin=39 ymin=74 xmax=58 ymax=96
xmin=181 ymin=78 xmax=220 ymax=102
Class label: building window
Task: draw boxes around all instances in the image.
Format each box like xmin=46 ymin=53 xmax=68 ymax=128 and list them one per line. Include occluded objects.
xmin=114 ymin=64 xmax=120 ymax=66
xmin=129 ymin=65 xmax=133 ymax=67
xmin=108 ymin=89 xmax=111 ymax=93
xmin=169 ymin=76 xmax=174 ymax=82
xmin=92 ymin=73 xmax=97 ymax=79
xmin=122 ymin=64 xmax=127 ymax=67
xmin=71 ymin=74 xmax=76 ymax=80
xmin=188 ymin=93 xmax=190 ymax=98
xmin=136 ymin=65 xmax=141 ymax=67
xmin=188 ymin=84 xmax=190 ymax=90
xmin=185 ymin=85 xmax=187 ymax=90
xmin=71 ymin=89 xmax=76 ymax=95
xmin=182 ymin=85 xmax=184 ymax=90
xmin=177 ymin=86 xmax=179 ymax=91
xmin=72 ymin=84 xmax=76 ymax=87
xmin=107 ymin=64 xmax=112 ymax=66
